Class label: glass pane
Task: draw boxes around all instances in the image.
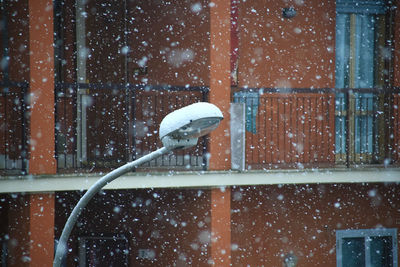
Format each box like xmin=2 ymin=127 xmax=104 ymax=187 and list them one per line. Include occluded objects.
xmin=353 ymin=15 xmax=375 ymax=88
xmin=335 ymin=13 xmax=350 ymax=88
xmin=342 ymin=237 xmax=365 ymax=267
xmin=370 ymin=236 xmax=393 ymax=267
xmin=85 ymin=238 xmax=129 ymax=267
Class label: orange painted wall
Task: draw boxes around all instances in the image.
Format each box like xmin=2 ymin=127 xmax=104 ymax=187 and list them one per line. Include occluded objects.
xmin=237 ymin=0 xmax=336 ymax=88
xmin=231 ymin=183 xmax=400 ymax=266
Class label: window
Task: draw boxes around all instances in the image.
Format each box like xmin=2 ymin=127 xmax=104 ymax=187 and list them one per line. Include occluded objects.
xmin=335 ymin=0 xmax=388 ymax=89
xmin=335 ymin=0 xmax=390 ymax=164
xmin=78 ymin=234 xmax=129 ymax=267
xmin=336 ymin=228 xmax=398 ymax=267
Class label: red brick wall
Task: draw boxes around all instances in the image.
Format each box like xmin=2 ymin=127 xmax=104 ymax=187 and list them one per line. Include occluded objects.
xmin=237 ymin=0 xmax=336 ymax=88
xmin=128 ymin=0 xmax=210 ymax=86
xmin=54 ymin=183 xmax=400 ymax=266
xmin=231 ymin=183 xmax=400 ymax=266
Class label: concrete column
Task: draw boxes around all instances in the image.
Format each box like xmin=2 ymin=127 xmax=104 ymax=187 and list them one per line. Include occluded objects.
xmin=209 ymin=0 xmax=231 ymax=171
xmin=28 ymin=0 xmax=56 ymax=174
xmin=211 ymin=187 xmax=231 ymax=266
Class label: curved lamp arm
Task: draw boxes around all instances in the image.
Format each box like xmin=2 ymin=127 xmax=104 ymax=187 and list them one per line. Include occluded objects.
xmin=53 ymin=146 xmax=170 ymax=267
xmin=54 ymin=102 xmax=223 ymax=267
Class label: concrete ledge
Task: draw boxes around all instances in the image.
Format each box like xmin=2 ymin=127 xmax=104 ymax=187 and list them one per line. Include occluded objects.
xmin=1 ymin=168 xmax=399 ymax=193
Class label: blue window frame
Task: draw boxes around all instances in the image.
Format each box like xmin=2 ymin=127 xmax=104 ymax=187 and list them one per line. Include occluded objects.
xmin=233 ymin=91 xmax=259 ymax=134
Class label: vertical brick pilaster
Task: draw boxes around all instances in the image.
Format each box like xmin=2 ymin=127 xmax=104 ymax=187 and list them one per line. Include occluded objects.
xmin=211 ymin=187 xmax=231 ymax=266
xmin=28 ymin=0 xmax=56 ymax=174
xmin=209 ymin=0 xmax=231 ymax=170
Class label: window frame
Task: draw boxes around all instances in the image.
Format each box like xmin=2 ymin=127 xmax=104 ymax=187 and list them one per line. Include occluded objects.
xmin=78 ymin=234 xmax=130 ymax=267
xmin=336 ymin=228 xmax=398 ymax=267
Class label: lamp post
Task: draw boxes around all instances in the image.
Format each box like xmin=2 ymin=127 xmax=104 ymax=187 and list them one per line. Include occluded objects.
xmin=53 ymin=102 xmax=223 ymax=267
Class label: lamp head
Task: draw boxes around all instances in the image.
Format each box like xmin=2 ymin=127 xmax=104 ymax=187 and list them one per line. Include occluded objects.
xmin=159 ymin=102 xmax=223 ymax=150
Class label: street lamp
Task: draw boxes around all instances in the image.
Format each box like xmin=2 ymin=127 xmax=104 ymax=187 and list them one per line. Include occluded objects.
xmin=53 ymin=102 xmax=223 ymax=267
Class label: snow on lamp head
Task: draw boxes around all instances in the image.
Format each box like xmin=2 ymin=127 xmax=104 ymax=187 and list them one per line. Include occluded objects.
xmin=159 ymin=102 xmax=223 ymax=150
xmin=53 ymin=102 xmax=223 ymax=267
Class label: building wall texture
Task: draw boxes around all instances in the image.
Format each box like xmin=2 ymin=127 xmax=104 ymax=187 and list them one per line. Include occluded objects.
xmin=1 ymin=0 xmax=400 ymax=266
xmin=46 ymin=182 xmax=400 ymax=266
xmin=237 ymin=0 xmax=336 ymax=89
xmin=231 ymin=183 xmax=400 ymax=266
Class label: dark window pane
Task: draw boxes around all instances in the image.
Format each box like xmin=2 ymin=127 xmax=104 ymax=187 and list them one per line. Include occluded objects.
xmin=85 ymin=238 xmax=129 ymax=267
xmin=370 ymin=236 xmax=393 ymax=267
xmin=342 ymin=237 xmax=365 ymax=267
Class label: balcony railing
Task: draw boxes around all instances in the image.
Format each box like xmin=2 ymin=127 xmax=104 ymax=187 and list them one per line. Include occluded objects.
xmin=1 ymin=84 xmax=399 ymax=175
xmin=233 ymin=87 xmax=400 ymax=170
xmin=0 ymin=82 xmax=28 ymax=175
xmin=55 ymin=83 xmax=209 ymax=173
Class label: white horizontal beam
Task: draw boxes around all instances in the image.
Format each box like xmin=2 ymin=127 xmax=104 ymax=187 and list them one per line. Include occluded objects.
xmin=1 ymin=169 xmax=399 ymax=194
